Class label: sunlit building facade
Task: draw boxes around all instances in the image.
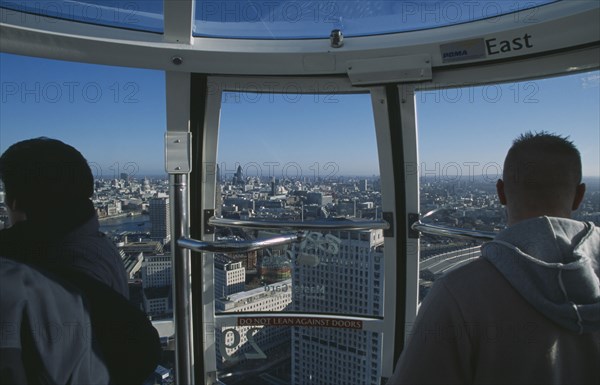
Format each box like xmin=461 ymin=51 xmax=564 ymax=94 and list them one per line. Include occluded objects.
xmin=292 ymin=229 xmax=384 ymax=385
xmin=150 ymin=197 xmax=171 ymax=244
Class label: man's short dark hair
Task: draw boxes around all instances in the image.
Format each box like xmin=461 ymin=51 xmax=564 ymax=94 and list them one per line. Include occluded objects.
xmin=0 ymin=137 xmax=94 ymax=216
xmin=503 ymin=131 xmax=582 ymax=189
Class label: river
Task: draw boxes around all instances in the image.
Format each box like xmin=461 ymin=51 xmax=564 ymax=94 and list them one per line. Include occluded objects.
xmin=99 ymin=213 xmax=151 ymax=234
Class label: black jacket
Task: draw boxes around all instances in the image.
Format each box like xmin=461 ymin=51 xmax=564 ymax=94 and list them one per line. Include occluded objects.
xmin=0 ymin=203 xmax=161 ymax=384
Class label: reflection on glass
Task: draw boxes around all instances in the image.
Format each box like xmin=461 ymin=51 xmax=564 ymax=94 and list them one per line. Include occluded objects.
xmin=216 ymin=325 xmax=382 ymax=384
xmin=213 ymin=91 xmax=383 ymax=384
xmin=0 ymin=53 xmax=171 ymax=381
xmin=194 ymin=0 xmax=557 ymax=39
xmin=214 ymin=229 xmax=384 ymax=317
xmin=0 ymin=0 xmax=164 ymax=32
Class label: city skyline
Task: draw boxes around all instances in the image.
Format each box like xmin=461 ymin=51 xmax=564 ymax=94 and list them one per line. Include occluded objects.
xmin=2 ymin=161 xmax=594 ymax=383
xmin=1 ymin=53 xmax=599 ymax=178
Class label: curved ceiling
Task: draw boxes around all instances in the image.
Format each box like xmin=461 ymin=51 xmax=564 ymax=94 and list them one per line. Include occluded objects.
xmin=1 ymin=0 xmax=557 ymax=38
xmin=0 ymin=1 xmax=597 ymax=77
xmin=194 ymin=0 xmax=558 ymax=39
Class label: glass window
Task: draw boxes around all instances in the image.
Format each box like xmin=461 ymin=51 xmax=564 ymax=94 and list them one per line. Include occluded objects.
xmin=415 ymin=70 xmax=600 ymax=302
xmin=194 ymin=0 xmax=557 ymax=39
xmin=0 ymin=0 xmax=163 ymax=33
xmin=0 ymin=52 xmax=171 ymax=378
xmin=209 ymin=87 xmax=385 ymax=384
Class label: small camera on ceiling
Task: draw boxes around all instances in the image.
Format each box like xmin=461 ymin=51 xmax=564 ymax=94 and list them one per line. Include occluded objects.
xmin=330 ymin=29 xmax=343 ymax=48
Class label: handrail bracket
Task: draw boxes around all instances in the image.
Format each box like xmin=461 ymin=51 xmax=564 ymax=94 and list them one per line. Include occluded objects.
xmin=203 ymin=209 xmax=214 ymax=235
xmin=408 ymin=213 xmax=420 ymax=239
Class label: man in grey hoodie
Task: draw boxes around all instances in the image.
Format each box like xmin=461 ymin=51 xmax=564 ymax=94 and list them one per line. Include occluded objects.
xmin=389 ymin=132 xmax=599 ymax=384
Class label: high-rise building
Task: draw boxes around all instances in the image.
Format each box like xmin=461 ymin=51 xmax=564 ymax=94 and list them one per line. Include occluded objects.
xmin=142 ymin=254 xmax=173 ymax=317
xmin=150 ymin=197 xmax=171 ymax=244
xmin=306 ymin=192 xmax=333 ymax=206
xmin=214 ymin=254 xmax=245 ymax=298
xmin=142 ymin=254 xmax=172 ymax=288
xmin=291 ymin=229 xmax=384 ymax=385
xmin=233 ymin=165 xmax=243 ymax=185
xmin=144 ymin=286 xmax=171 ymax=318
xmin=360 ymin=179 xmax=368 ymax=191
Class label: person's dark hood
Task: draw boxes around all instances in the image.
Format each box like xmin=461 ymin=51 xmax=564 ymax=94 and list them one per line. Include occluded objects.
xmin=0 ymin=201 xmax=161 ymax=383
xmin=482 ymin=216 xmax=600 ymax=334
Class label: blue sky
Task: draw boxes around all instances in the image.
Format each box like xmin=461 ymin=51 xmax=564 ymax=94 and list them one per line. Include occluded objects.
xmin=1 ymin=52 xmax=598 ymax=180
xmin=416 ymin=72 xmax=600 ymax=181
xmin=0 ymin=53 xmax=167 ymax=179
xmin=217 ymin=91 xmax=379 ymax=179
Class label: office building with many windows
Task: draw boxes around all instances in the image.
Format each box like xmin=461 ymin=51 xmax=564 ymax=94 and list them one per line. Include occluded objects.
xmin=150 ymin=197 xmax=171 ymax=244
xmin=292 ymin=229 xmax=384 ymax=385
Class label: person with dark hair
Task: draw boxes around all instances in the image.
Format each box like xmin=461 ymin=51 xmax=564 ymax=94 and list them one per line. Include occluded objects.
xmin=0 ymin=138 xmax=160 ymax=384
xmin=389 ymin=132 xmax=599 ymax=384
xmin=0 ymin=137 xmax=128 ymax=297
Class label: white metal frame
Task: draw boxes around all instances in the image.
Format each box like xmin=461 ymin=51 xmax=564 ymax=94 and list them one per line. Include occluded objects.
xmin=396 ymin=84 xmax=420 ymax=340
xmin=200 ymin=76 xmax=400 ymax=382
xmin=1 ymin=2 xmax=597 ymax=75
xmin=398 ymin=38 xmax=600 ymax=350
xmin=198 ymin=74 xmax=221 ymax=385
xmin=369 ymin=86 xmax=399 ymax=377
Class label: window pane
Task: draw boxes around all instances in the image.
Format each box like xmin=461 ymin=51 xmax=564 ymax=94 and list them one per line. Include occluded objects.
xmin=212 ymin=90 xmax=385 ymax=384
xmin=0 ymin=0 xmax=163 ymax=33
xmin=415 ymin=71 xmax=600 ymax=302
xmin=194 ymin=0 xmax=557 ymax=39
xmin=216 ymin=325 xmax=381 ymax=384
xmin=0 ymin=53 xmax=172 ymax=379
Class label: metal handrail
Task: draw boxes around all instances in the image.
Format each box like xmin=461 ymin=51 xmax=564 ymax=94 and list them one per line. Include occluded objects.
xmin=411 ymin=207 xmax=499 ymax=241
xmin=411 ymin=222 xmax=497 ymax=241
xmin=178 ymin=232 xmax=305 ymax=253
xmin=208 ymin=216 xmax=390 ymax=231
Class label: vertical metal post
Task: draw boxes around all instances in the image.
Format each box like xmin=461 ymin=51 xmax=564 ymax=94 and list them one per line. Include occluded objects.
xmin=172 ymin=173 xmax=194 ymax=384
xmin=165 ymin=67 xmax=193 ymax=383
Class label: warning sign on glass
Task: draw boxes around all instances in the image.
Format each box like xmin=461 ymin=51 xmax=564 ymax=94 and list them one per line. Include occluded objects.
xmin=237 ymin=316 xmax=363 ymax=329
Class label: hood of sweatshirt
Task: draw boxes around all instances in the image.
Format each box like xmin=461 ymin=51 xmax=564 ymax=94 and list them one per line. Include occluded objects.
xmin=481 ymin=216 xmax=600 ymax=334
